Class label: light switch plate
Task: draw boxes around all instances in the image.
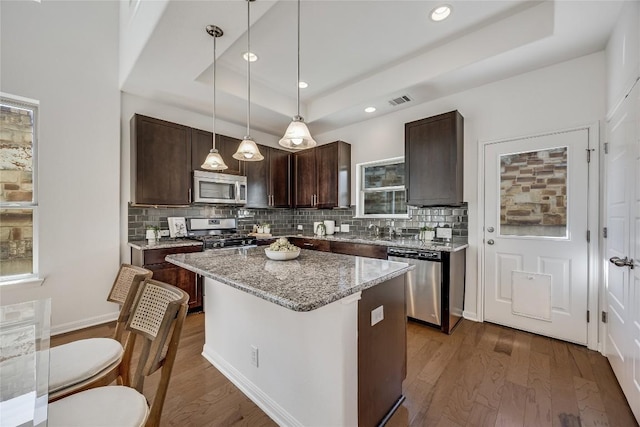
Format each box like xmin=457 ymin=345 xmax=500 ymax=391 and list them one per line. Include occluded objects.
xmin=371 ymin=305 xmax=384 ymax=326
xmin=437 ymin=227 xmax=453 ymax=239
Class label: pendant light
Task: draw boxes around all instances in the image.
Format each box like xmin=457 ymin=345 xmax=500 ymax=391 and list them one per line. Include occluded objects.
xmin=233 ymin=0 xmax=264 ymax=162
xmin=279 ymin=0 xmax=316 ymax=150
xmin=201 ymin=25 xmax=229 ymax=171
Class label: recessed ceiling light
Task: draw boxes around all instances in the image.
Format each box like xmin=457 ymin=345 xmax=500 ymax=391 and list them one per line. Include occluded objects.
xmin=298 ymin=81 xmax=308 ymax=89
xmin=364 ymin=107 xmax=376 ymax=113
xmin=430 ymin=5 xmax=451 ymax=22
xmin=243 ymin=51 xmax=258 ymax=62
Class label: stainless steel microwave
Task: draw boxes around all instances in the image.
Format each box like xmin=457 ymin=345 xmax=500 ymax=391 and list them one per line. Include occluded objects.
xmin=193 ymin=171 xmax=247 ymax=205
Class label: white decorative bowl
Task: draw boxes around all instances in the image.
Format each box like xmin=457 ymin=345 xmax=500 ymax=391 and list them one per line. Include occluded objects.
xmin=264 ymin=248 xmax=301 ymax=261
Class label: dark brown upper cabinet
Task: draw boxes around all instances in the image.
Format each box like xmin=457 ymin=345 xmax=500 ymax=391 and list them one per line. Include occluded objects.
xmin=131 ymin=114 xmax=246 ymax=205
xmin=293 ymin=141 xmax=351 ymax=209
xmin=242 ymin=145 xmax=291 ymax=208
xmin=405 ymin=111 xmax=464 ymax=206
xmin=131 ymin=114 xmax=192 ymax=205
xmin=292 ymin=147 xmax=316 ymax=208
xmin=191 ymin=130 xmax=242 ymax=176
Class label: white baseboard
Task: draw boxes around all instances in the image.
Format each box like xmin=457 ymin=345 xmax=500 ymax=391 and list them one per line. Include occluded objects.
xmin=51 ymin=311 xmax=118 ymax=336
xmin=463 ymin=311 xmax=480 ymax=322
xmin=202 ymin=344 xmax=302 ymax=427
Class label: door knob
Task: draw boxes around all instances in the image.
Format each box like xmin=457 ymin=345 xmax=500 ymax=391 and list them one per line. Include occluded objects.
xmin=609 ymin=256 xmax=635 ymax=269
xmin=487 ymin=227 xmax=495 ymax=233
xmin=487 ymin=239 xmax=495 ymax=245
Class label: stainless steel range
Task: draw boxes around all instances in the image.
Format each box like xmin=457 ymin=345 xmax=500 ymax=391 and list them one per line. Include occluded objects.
xmin=185 ymin=217 xmax=256 ymax=250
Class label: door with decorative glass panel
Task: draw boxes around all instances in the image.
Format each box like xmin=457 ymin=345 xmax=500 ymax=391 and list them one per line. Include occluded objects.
xmin=483 ymin=128 xmax=591 ymax=344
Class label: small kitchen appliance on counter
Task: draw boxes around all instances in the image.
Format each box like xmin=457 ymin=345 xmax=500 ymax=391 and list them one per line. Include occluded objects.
xmin=323 ymin=220 xmax=335 ymax=235
xmin=186 ymin=217 xmax=256 ymax=250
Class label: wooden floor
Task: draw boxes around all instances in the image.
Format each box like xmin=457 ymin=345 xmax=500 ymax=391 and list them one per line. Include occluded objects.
xmin=51 ymin=314 xmax=638 ymax=427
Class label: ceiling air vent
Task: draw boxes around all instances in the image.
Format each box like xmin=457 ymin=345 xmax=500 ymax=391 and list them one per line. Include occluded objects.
xmin=388 ymin=95 xmax=412 ymax=106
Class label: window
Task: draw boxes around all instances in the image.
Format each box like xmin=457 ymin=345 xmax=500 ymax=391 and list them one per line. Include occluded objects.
xmin=356 ymin=157 xmax=408 ymax=218
xmin=1 ymin=94 xmax=39 ymax=283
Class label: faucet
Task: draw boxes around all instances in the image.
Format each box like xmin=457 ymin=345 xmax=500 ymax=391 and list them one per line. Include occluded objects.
xmin=387 ymin=220 xmax=397 ymax=238
xmin=368 ymin=223 xmax=380 ymax=237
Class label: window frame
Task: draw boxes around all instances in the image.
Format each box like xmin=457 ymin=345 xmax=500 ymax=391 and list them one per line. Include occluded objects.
xmin=355 ymin=156 xmax=410 ymax=219
xmin=1 ymin=93 xmax=40 ymax=285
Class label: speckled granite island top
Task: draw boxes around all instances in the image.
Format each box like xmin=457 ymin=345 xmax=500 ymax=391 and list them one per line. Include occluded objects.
xmin=166 ymin=247 xmax=414 ymax=312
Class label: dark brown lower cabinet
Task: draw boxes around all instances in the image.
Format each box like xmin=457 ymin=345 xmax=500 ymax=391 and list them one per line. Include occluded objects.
xmin=288 ymin=237 xmax=331 ymax=252
xmin=329 ymin=241 xmax=387 ymax=259
xmin=358 ymin=274 xmax=407 ymax=426
xmin=289 ymin=238 xmax=387 ymax=259
xmin=131 ymin=245 xmax=203 ymax=311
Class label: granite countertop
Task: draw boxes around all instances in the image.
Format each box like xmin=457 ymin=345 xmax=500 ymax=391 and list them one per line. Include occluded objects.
xmin=282 ymin=234 xmax=469 ymax=252
xmin=166 ymin=247 xmax=414 ymax=312
xmin=128 ymin=239 xmax=203 ymax=250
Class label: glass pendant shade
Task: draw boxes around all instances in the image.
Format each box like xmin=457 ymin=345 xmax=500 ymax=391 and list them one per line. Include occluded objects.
xmin=201 ymin=148 xmax=228 ymax=170
xmin=279 ymin=115 xmax=316 ymax=149
xmin=235 ymin=0 xmax=264 ymax=163
xmin=202 ymin=24 xmax=229 ymax=171
xmin=233 ymin=136 xmax=264 ymax=161
xmin=280 ymin=0 xmax=316 ymax=150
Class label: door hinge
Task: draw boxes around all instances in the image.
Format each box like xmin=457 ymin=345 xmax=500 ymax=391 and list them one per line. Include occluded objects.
xmin=602 ymin=311 xmax=608 ymax=323
xmin=587 ymin=230 xmax=590 ymax=242
xmin=604 ymin=142 xmax=609 ymax=154
xmin=603 ymin=227 xmax=608 ymax=238
xmin=587 ymin=148 xmax=594 ymax=163
xmin=587 ymin=310 xmax=590 ymax=323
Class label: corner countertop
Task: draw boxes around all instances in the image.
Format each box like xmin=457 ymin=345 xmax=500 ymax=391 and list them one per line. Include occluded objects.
xmin=166 ymin=247 xmax=414 ymax=312
xmin=127 ymin=239 xmax=203 ymax=251
xmin=280 ymin=234 xmax=469 ymax=252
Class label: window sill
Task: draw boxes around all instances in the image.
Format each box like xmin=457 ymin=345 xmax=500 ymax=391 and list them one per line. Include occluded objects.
xmin=0 ymin=277 xmax=46 ymax=290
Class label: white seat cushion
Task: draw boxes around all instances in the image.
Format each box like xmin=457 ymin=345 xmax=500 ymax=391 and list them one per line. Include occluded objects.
xmin=49 ymin=338 xmax=123 ymax=392
xmin=48 ymin=386 xmax=149 ymax=427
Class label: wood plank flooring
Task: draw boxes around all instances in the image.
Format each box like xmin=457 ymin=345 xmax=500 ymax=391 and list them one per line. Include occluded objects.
xmin=51 ymin=314 xmax=638 ymax=427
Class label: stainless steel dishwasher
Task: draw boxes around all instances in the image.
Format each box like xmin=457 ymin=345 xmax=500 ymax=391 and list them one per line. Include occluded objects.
xmin=388 ymin=246 xmax=466 ymax=333
xmin=387 ymin=247 xmax=442 ymax=327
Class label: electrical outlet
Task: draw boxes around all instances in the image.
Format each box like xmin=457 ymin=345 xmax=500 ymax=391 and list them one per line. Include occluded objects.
xmin=250 ymin=345 xmax=259 ymax=367
xmin=297 ymin=225 xmax=303 ymax=230
xmin=371 ymin=305 xmax=384 ymax=326
xmin=159 ymin=230 xmax=170 ymax=237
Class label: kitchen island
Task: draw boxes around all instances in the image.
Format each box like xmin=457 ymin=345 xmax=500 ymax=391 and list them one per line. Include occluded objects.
xmin=166 ymin=247 xmax=413 ymax=427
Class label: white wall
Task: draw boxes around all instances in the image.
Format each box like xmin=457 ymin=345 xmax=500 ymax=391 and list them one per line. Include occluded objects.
xmin=0 ymin=1 xmax=121 ymax=333
xmin=605 ymin=1 xmax=640 ymax=112
xmin=315 ymin=52 xmax=606 ymax=321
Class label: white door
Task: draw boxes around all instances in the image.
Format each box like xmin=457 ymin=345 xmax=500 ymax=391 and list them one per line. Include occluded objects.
xmin=484 ymin=128 xmax=591 ymax=344
xmin=604 ymin=81 xmax=640 ymax=421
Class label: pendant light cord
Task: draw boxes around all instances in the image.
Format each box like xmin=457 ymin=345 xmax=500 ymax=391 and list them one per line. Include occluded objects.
xmin=212 ymin=31 xmax=217 ymax=150
xmin=246 ymin=0 xmax=251 ymax=137
xmin=297 ymin=0 xmax=301 ymax=117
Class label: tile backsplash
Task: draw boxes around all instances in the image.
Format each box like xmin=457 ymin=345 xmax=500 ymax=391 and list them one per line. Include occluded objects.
xmin=128 ymin=204 xmax=467 ymax=241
